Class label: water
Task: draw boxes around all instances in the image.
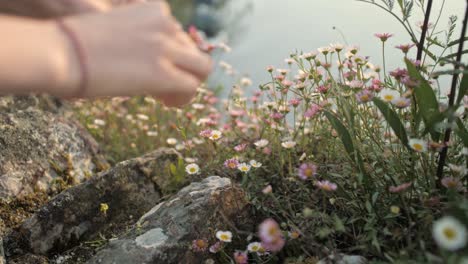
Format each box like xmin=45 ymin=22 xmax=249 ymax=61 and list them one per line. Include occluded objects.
xmin=170 ymin=0 xmax=466 ymax=91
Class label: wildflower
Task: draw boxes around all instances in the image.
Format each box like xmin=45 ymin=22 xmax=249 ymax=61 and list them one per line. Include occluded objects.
xmin=216 ymin=231 xmax=233 ymax=242
xmin=391 ymin=97 xmax=411 ymax=108
xmin=270 ymin=112 xmax=284 ymax=120
xmin=285 ymin=58 xmax=294 ymax=65
xmin=263 ymin=147 xmax=272 ymax=155
xmin=301 ymin=52 xmax=317 ymax=60
xmin=249 ymin=160 xmax=262 ymax=168
xmin=254 ymin=139 xmax=269 ymax=148
xmin=175 ymin=144 xmax=185 ymax=151
xmin=146 ymin=131 xmax=158 ymax=137
xmin=281 ymin=141 xmax=297 ymax=149
xmin=259 ymin=219 xmax=282 ymax=243
xmin=262 ymin=238 xmax=285 ymax=253
xmin=234 ymin=143 xmax=247 ymax=152
xmin=233 ymin=251 xmax=248 ymax=264
xmin=409 ymin=138 xmax=427 ymax=152
xmin=185 ymin=163 xmax=200 ymax=175
xmin=224 ymin=158 xmax=239 ymax=169
xmin=262 ymin=185 xmax=273 ymax=194
xmin=237 ymin=163 xmax=251 ymax=173
xmin=355 ymin=90 xmax=374 ymax=104
xmin=298 ymin=163 xmax=317 ymax=180
xmin=209 ymin=241 xmax=223 ymax=253
xmin=390 ymin=206 xmax=400 ymax=214
xmin=380 ymin=89 xmax=400 ymax=102
xmin=240 ymin=77 xmax=253 ymax=87
xmin=433 ymin=216 xmax=467 ymax=251
xmin=136 ymin=114 xmax=149 ymax=121
xmin=192 ymin=239 xmax=209 ymax=252
xmin=389 ymin=182 xmax=412 ymax=193
xmin=390 ymin=68 xmax=408 ymax=81
xmin=288 ymin=230 xmax=301 ymax=239
xmin=93 ymin=119 xmax=106 ymax=126
xmin=395 ymin=43 xmax=416 ymax=54
xmin=317 ymin=84 xmax=330 ymax=93
xmin=316 ymin=180 xmax=338 ymax=192
xmin=304 ymin=104 xmax=321 ymax=118
xmin=277 ymin=68 xmax=289 ymax=75
xmin=247 ymin=242 xmax=263 ymax=253
xmin=266 ymin=66 xmax=274 ymax=73
xmin=347 ymin=80 xmax=364 ymax=89
xmin=330 ymin=43 xmax=344 ymax=52
xmin=185 ymin=157 xmax=197 ymax=163
xmin=100 ymin=203 xmax=109 ymax=215
xmin=441 ymin=177 xmax=465 ymax=192
xmin=318 ymin=46 xmax=332 ymax=55
xmin=375 ymin=33 xmax=394 ymax=42
xmin=199 ymin=129 xmax=212 ymax=138
xmin=217 ymin=42 xmax=231 ymax=53
xmin=209 ymin=130 xmax=222 ymax=141
xmin=166 ymin=138 xmax=178 ymax=145
xmin=448 ymin=164 xmax=467 ymax=176
xmin=289 ymin=98 xmax=302 ymax=107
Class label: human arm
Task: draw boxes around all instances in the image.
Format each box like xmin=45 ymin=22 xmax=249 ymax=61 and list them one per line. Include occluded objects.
xmin=0 ymin=2 xmax=212 ymax=106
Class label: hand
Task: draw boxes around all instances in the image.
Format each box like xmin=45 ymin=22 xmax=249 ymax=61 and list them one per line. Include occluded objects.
xmin=61 ymin=1 xmax=212 ymax=107
xmin=0 ymin=0 xmax=110 ymax=18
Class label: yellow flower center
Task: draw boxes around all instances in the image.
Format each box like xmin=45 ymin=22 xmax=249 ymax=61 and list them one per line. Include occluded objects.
xmin=220 ymin=234 xmax=229 ymax=241
xmin=190 ymin=168 xmax=196 ymax=173
xmin=304 ymin=168 xmax=314 ymax=177
xmin=361 ymin=95 xmax=369 ymax=101
xmin=412 ymin=143 xmax=423 ymax=151
xmin=196 ymin=240 xmax=207 ymax=248
xmin=384 ymin=95 xmax=394 ymax=101
xmin=443 ymin=227 xmax=456 ymax=240
xmin=251 ymin=245 xmax=259 ymax=251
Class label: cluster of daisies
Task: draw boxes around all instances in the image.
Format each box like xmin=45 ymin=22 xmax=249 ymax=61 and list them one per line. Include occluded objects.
xmin=191 ymin=218 xmax=300 ymax=263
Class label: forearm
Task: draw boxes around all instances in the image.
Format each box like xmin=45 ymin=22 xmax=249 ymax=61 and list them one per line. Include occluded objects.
xmin=0 ymin=15 xmax=78 ymax=96
xmin=0 ymin=0 xmax=108 ymax=18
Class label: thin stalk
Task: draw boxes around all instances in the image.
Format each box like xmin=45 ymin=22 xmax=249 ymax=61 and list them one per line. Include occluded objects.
xmin=416 ymin=0 xmax=433 ymax=62
xmin=436 ymin=0 xmax=468 ymax=183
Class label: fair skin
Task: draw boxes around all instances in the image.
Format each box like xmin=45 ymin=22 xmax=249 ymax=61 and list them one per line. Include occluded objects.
xmin=0 ymin=0 xmax=212 ymax=107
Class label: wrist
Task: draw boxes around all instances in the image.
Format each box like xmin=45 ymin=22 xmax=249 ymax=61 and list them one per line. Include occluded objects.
xmin=44 ymin=19 xmax=82 ymax=97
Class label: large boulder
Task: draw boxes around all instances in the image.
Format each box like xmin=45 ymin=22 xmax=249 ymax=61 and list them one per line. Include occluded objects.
xmin=4 ymin=148 xmax=181 ymax=258
xmin=0 ymin=95 xmax=108 ymax=199
xmin=86 ymin=176 xmax=248 ymax=264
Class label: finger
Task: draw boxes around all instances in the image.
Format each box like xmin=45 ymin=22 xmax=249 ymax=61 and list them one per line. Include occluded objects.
xmin=166 ymin=43 xmax=213 ymax=81
xmin=156 ymin=62 xmax=201 ymax=107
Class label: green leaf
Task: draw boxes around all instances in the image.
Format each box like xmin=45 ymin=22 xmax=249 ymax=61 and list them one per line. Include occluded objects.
xmin=457 ymin=74 xmax=468 ymax=105
xmin=405 ymin=58 xmax=443 ymax=139
xmin=447 ymin=36 xmax=468 ymax=48
xmin=324 ymin=111 xmax=357 ymax=161
xmin=455 ymin=118 xmax=468 ymax=147
xmin=442 ymin=50 xmax=468 ymax=59
xmin=373 ymin=98 xmax=409 ymax=147
xmin=169 ymin=163 xmax=177 ymax=176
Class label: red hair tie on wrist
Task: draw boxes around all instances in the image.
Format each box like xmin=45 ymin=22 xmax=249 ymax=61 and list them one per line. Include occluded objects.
xmin=56 ymin=19 xmax=88 ymax=98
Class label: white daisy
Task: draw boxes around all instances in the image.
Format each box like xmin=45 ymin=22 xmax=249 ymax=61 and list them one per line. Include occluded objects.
xmin=433 ymin=216 xmax=467 ymax=251
xmin=249 ymin=160 xmax=262 ymax=168
xmin=185 ymin=163 xmax=200 ymax=175
xmin=247 ymin=242 xmax=263 ymax=252
xmin=237 ymin=163 xmax=251 ymax=173
xmin=254 ymin=139 xmax=269 ymax=148
xmin=281 ymin=140 xmax=297 ymax=149
xmin=166 ymin=138 xmax=178 ymax=145
xmin=409 ymin=138 xmax=427 ymax=152
xmin=209 ymin=130 xmax=222 ymax=141
xmin=380 ymin=89 xmax=400 ymax=102
xmin=215 ymin=231 xmax=232 ymax=242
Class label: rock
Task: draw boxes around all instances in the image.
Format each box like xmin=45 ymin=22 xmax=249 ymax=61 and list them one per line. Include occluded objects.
xmin=0 ymin=238 xmax=5 ymax=264
xmin=0 ymin=95 xmax=108 ymax=199
xmin=318 ymin=254 xmax=368 ymax=264
xmin=87 ymin=176 xmax=248 ymax=264
xmin=8 ymin=253 xmax=48 ymax=264
xmin=5 ymin=148 xmax=182 ymax=257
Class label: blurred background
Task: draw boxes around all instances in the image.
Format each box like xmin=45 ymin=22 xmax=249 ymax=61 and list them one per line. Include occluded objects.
xmin=168 ymin=0 xmax=465 ymax=93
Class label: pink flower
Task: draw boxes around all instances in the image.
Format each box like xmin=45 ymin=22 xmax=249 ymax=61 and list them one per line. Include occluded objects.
xmin=441 ymin=177 xmax=465 ymax=192
xmin=234 ymin=143 xmax=247 ymax=152
xmin=289 ymin=98 xmax=302 ymax=107
xmin=209 ymin=241 xmax=223 ymax=253
xmin=262 ymin=185 xmax=273 ymax=194
xmin=355 ymin=89 xmax=374 ymax=104
xmin=199 ymin=129 xmax=212 ymax=138
xmin=259 ymin=218 xmax=282 ymax=243
xmin=389 ymin=182 xmax=412 ymax=193
xmin=391 ymin=97 xmax=411 ymax=108
xmin=233 ymin=251 xmax=248 ymax=264
xmin=229 ymin=109 xmax=245 ymax=118
xmin=298 ymin=163 xmax=317 ymax=180
xmin=270 ymin=112 xmax=284 ymax=120
xmin=395 ymin=43 xmax=416 ymax=54
xmin=224 ymin=158 xmax=240 ymax=169
xmin=389 ymin=68 xmax=408 ymax=81
xmin=317 ymin=84 xmax=331 ymax=94
xmin=261 ymin=237 xmax=285 ymax=253
xmin=191 ymin=239 xmax=209 ymax=252
xmin=304 ymin=104 xmax=321 ymax=118
xmin=316 ymin=180 xmax=337 ymax=192
xmin=281 ymin=80 xmax=293 ymax=88
xmin=370 ymin=79 xmax=383 ymax=92
xmin=375 ymin=33 xmax=394 ymax=42
xmin=262 ymin=147 xmax=272 ymax=155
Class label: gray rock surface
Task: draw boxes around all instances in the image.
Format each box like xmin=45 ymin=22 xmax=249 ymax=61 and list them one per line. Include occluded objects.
xmin=5 ymin=148 xmax=181 ymax=257
xmin=318 ymin=254 xmax=368 ymax=264
xmin=86 ymin=176 xmax=248 ymax=264
xmin=0 ymin=95 xmax=108 ymax=199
